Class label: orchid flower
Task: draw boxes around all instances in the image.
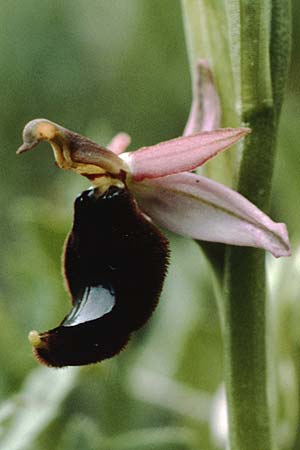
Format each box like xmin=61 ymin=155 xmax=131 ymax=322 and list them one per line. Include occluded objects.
xmin=17 ymin=116 xmax=290 ymax=259
xmin=17 ymin=60 xmax=290 ymax=258
xmin=16 ymin=63 xmax=290 ymax=367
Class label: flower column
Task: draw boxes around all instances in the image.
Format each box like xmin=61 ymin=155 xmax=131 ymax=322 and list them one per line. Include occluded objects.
xmin=181 ymin=1 xmax=291 ymax=449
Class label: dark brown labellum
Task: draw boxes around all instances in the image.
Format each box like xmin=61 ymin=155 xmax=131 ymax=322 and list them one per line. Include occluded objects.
xmin=33 ymin=186 xmax=169 ymax=367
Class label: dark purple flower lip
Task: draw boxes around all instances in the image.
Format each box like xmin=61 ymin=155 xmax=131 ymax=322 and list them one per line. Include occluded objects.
xmin=28 ymin=186 xmax=169 ymax=367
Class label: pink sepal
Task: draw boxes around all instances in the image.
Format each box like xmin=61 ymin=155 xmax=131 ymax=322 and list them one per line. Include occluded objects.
xmin=123 ymin=128 xmax=250 ymax=182
xmin=184 ymin=59 xmax=221 ymax=135
xmin=108 ymin=132 xmax=131 ymax=155
xmin=130 ymin=172 xmax=291 ymax=258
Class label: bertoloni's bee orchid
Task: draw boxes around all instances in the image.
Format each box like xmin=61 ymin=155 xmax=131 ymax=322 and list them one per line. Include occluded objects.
xmin=17 ymin=117 xmax=290 ymax=367
xmin=17 ymin=119 xmax=290 ymax=257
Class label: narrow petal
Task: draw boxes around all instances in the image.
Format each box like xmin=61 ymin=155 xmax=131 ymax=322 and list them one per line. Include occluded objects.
xmin=122 ymin=128 xmax=250 ymax=182
xmin=129 ymin=172 xmax=291 ymax=258
xmin=108 ymin=132 xmax=131 ymax=154
xmin=184 ymin=59 xmax=221 ymax=136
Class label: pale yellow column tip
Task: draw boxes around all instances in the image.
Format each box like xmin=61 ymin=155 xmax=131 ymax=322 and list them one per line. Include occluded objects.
xmin=28 ymin=330 xmax=43 ymax=348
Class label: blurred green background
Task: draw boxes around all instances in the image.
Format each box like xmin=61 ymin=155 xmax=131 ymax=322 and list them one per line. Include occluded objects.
xmin=0 ymin=1 xmax=299 ymax=449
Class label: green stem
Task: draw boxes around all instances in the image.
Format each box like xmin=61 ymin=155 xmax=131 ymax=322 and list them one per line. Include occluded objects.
xmin=225 ymin=2 xmax=273 ymax=450
xmin=270 ymin=0 xmax=292 ymax=121
xmin=224 ymin=247 xmax=271 ymax=450
xmin=224 ymin=1 xmax=290 ymax=449
xmin=181 ymin=1 xmax=291 ymax=449
xmin=224 ymin=108 xmax=276 ymax=450
xmin=224 ymin=0 xmax=289 ymax=450
xmin=223 ymin=116 xmax=275 ymax=450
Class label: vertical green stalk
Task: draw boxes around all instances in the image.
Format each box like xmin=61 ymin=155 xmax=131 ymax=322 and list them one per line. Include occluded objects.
xmin=224 ymin=2 xmax=291 ymax=449
xmin=269 ymin=0 xmax=292 ymax=120
xmin=225 ymin=9 xmax=274 ymax=447
xmin=181 ymin=1 xmax=291 ymax=449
